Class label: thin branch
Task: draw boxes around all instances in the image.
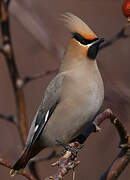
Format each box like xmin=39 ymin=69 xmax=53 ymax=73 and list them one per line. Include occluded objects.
xmin=28 ymin=162 xmax=40 ymax=180
xmin=0 ymin=0 xmax=28 ymax=145
xmin=0 ymin=113 xmax=15 ymax=123
xmin=23 ymin=69 xmax=58 ymax=86
xmin=100 ymin=22 xmax=130 ymax=50
xmin=0 ymin=1 xmax=58 ymax=179
xmin=28 ymin=150 xmax=59 ymax=180
xmin=0 ymin=47 xmax=6 ymax=56
xmin=99 ymin=115 xmax=130 ymax=180
xmin=110 ymin=116 xmax=129 ymax=146
xmin=0 ymin=158 xmax=36 ymax=180
xmin=46 ymin=109 xmax=130 ymax=180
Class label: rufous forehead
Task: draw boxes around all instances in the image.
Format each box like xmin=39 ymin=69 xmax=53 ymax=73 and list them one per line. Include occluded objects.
xmin=81 ymin=33 xmax=97 ymax=40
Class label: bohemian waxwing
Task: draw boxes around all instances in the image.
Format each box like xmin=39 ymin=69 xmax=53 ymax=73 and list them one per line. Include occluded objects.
xmin=10 ymin=12 xmax=104 ymax=175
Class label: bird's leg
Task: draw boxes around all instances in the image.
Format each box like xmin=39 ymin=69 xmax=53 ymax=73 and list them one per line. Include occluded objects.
xmin=73 ymin=123 xmax=97 ymax=145
xmin=74 ymin=109 xmax=113 ymax=144
xmin=56 ymin=140 xmax=79 ymax=160
xmin=56 ymin=109 xmax=112 ymax=159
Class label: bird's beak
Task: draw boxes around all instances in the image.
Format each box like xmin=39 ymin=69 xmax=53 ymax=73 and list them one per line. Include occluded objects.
xmin=93 ymin=38 xmax=104 ymax=46
xmin=87 ymin=38 xmax=104 ymax=60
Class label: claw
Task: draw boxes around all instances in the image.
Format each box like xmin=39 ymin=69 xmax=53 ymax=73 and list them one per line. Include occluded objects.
xmin=56 ymin=140 xmax=78 ymax=160
xmin=92 ymin=122 xmax=101 ymax=132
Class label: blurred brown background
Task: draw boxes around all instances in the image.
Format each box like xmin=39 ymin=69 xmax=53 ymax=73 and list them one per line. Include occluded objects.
xmin=0 ymin=0 xmax=130 ymax=179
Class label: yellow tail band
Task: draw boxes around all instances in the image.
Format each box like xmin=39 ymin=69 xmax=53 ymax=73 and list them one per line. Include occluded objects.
xmin=10 ymin=168 xmax=24 ymax=176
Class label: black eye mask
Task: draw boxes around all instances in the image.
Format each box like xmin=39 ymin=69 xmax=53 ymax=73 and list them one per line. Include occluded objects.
xmin=72 ymin=33 xmax=98 ymax=45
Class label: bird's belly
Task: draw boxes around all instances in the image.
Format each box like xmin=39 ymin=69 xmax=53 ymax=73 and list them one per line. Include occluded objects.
xmin=40 ymin=87 xmax=104 ymax=147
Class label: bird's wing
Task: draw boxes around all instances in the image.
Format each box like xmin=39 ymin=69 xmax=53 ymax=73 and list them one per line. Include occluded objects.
xmin=26 ymin=72 xmax=65 ymax=148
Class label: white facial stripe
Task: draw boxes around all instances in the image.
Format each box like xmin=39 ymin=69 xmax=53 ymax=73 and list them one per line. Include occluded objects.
xmin=45 ymin=110 xmax=49 ymax=123
xmin=87 ymin=42 xmax=94 ymax=48
xmin=77 ymin=41 xmax=86 ymax=47
xmin=77 ymin=41 xmax=94 ymax=48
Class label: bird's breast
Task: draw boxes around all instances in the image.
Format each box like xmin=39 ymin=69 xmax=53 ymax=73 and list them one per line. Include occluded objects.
xmin=61 ymin=66 xmax=104 ymax=107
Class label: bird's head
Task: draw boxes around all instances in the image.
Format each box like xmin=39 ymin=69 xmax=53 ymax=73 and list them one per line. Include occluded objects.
xmin=62 ymin=13 xmax=104 ymax=60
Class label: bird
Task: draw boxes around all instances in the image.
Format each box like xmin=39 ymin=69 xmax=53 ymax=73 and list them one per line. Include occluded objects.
xmin=10 ymin=12 xmax=104 ymax=175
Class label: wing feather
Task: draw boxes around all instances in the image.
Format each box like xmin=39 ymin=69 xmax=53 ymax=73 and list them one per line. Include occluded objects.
xmin=25 ymin=73 xmax=65 ymax=149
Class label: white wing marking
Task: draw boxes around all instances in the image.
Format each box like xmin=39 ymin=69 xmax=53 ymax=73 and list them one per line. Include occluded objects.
xmin=77 ymin=41 xmax=94 ymax=48
xmin=45 ymin=110 xmax=49 ymax=123
xmin=34 ymin=110 xmax=49 ymax=133
xmin=34 ymin=125 xmax=39 ymax=132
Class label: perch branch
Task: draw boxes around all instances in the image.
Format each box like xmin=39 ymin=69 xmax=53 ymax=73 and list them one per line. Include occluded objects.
xmin=45 ymin=142 xmax=80 ymax=180
xmin=0 ymin=158 xmax=36 ymax=180
xmin=0 ymin=0 xmax=28 ymax=145
xmin=46 ymin=109 xmax=130 ymax=180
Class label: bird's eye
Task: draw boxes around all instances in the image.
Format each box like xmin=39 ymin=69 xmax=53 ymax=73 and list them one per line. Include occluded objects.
xmin=81 ymin=39 xmax=86 ymax=44
xmin=72 ymin=33 xmax=87 ymax=45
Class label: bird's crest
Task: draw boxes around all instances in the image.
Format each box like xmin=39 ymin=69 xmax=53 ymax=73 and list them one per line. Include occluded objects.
xmin=62 ymin=12 xmax=97 ymax=40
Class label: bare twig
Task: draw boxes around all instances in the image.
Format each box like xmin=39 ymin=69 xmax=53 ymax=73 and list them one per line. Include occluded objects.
xmin=0 ymin=47 xmax=6 ymax=56
xmin=0 ymin=158 xmax=36 ymax=180
xmin=100 ymin=22 xmax=130 ymax=50
xmin=0 ymin=113 xmax=15 ymax=123
xmin=46 ymin=109 xmax=130 ymax=180
xmin=99 ymin=115 xmax=130 ymax=180
xmin=23 ymin=69 xmax=58 ymax=86
xmin=0 ymin=0 xmax=28 ymax=145
xmin=28 ymin=162 xmax=40 ymax=180
xmin=0 ymin=1 xmax=58 ymax=179
xmin=29 ymin=150 xmax=59 ymax=180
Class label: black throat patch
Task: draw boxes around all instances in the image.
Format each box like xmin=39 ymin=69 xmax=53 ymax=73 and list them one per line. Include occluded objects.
xmin=87 ymin=43 xmax=99 ymax=60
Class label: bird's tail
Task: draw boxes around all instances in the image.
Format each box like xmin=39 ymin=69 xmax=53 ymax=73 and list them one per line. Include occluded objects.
xmin=10 ymin=146 xmax=31 ymax=176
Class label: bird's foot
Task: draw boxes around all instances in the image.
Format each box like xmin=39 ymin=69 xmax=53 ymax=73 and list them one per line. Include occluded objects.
xmin=56 ymin=140 xmax=79 ymax=160
xmin=92 ymin=122 xmax=101 ymax=132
